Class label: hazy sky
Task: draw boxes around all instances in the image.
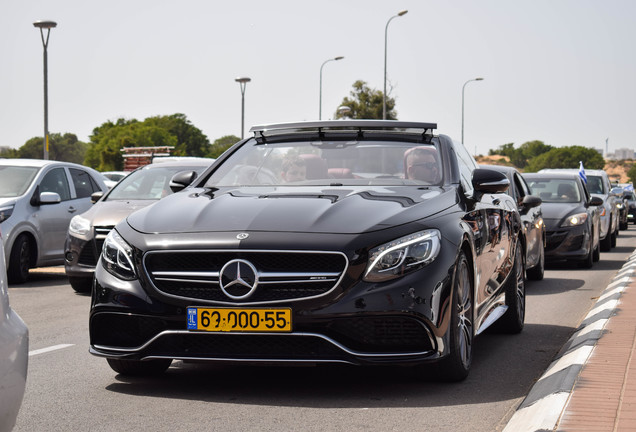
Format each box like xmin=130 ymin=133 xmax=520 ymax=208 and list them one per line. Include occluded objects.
xmin=2 ymin=0 xmax=635 ymax=157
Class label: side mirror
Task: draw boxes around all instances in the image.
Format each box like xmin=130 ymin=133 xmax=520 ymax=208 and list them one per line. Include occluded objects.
xmin=91 ymin=191 xmax=104 ymax=204
xmin=472 ymin=168 xmax=510 ymax=194
xmin=169 ymin=170 xmax=199 ymax=193
xmin=38 ymin=191 xmax=61 ymax=205
xmin=589 ymin=196 xmax=604 ymax=206
xmin=520 ymin=195 xmax=542 ymax=213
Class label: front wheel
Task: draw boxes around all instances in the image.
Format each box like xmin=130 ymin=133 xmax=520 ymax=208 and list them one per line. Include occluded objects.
xmin=8 ymin=234 xmax=31 ymax=284
xmin=493 ymin=239 xmax=525 ymax=333
xmin=69 ymin=276 xmax=93 ymax=293
xmin=526 ymin=238 xmax=544 ymax=281
xmin=107 ymin=358 xmax=172 ymax=376
xmin=436 ymin=251 xmax=473 ymax=382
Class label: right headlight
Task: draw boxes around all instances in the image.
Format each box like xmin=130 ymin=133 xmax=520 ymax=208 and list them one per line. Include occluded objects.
xmin=0 ymin=204 xmax=14 ymax=223
xmin=101 ymin=229 xmax=136 ymax=280
xmin=561 ymin=212 xmax=588 ymax=227
xmin=363 ymin=229 xmax=441 ymax=283
xmin=68 ymin=215 xmax=92 ymax=239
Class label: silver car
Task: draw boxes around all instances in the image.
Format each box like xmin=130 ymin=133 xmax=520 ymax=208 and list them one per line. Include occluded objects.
xmin=0 ymin=159 xmax=108 ymax=283
xmin=64 ymin=159 xmax=213 ymax=292
xmin=0 ymin=225 xmax=28 ymax=431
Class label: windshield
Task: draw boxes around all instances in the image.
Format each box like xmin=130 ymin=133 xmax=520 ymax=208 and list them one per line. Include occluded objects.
xmin=107 ymin=165 xmax=208 ymax=200
xmin=526 ymin=178 xmax=581 ymax=203
xmin=586 ymin=175 xmax=604 ymax=194
xmin=202 ymin=139 xmax=443 ymax=187
xmin=0 ymin=166 xmax=39 ymax=197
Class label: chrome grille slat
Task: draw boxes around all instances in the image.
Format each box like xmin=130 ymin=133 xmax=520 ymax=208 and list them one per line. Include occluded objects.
xmin=143 ymin=249 xmax=348 ymax=304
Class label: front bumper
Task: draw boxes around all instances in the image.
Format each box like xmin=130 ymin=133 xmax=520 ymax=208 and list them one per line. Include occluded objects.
xmin=89 ymin=247 xmax=456 ymax=367
xmin=544 ymin=224 xmax=590 ymax=261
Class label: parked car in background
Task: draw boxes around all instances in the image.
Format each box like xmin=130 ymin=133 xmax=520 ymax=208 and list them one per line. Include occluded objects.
xmin=523 ymin=172 xmax=602 ymax=268
xmin=101 ymin=171 xmax=129 ymax=189
xmin=0 ymin=159 xmax=108 ymax=283
xmin=65 ymin=159 xmax=213 ymax=293
xmin=624 ymin=190 xmax=636 ymax=225
xmin=611 ymin=186 xmax=629 ymax=230
xmin=89 ymin=120 xmax=525 ymax=382
xmin=481 ymin=165 xmax=545 ymax=280
xmin=539 ymin=169 xmax=618 ymax=251
xmin=0 ymin=225 xmax=28 ymax=431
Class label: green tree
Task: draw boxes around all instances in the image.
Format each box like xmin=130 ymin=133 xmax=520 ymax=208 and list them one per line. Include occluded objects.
xmin=525 ymin=146 xmax=605 ymax=172
xmin=208 ymin=135 xmax=240 ymax=159
xmin=84 ymin=114 xmax=210 ymax=171
xmin=334 ymin=80 xmax=397 ymax=120
xmin=489 ymin=140 xmax=553 ymax=169
xmin=17 ymin=133 xmax=87 ymax=164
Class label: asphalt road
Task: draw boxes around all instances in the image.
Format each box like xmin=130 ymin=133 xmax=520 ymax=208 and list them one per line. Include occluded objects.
xmin=9 ymin=228 xmax=636 ymax=432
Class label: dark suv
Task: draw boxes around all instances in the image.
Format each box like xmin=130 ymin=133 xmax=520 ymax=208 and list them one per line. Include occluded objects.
xmin=89 ymin=120 xmax=525 ymax=381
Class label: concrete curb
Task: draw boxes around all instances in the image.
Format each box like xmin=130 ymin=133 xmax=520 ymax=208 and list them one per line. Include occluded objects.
xmin=502 ymin=249 xmax=636 ymax=432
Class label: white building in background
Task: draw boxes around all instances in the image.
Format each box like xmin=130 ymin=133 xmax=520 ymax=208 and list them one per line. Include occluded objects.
xmin=612 ymin=148 xmax=636 ymax=160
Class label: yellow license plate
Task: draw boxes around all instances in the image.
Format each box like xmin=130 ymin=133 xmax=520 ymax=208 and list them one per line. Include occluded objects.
xmin=187 ymin=307 xmax=292 ymax=332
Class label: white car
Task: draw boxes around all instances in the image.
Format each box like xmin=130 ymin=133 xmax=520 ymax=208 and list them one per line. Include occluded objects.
xmin=0 ymin=225 xmax=28 ymax=431
xmin=0 ymin=159 xmax=109 ymax=283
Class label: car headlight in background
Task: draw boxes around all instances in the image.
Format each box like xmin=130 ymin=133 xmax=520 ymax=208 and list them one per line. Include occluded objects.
xmin=364 ymin=229 xmax=441 ymax=282
xmin=102 ymin=229 xmax=136 ymax=280
xmin=0 ymin=204 xmax=14 ymax=223
xmin=68 ymin=215 xmax=92 ymax=238
xmin=561 ymin=213 xmax=588 ymax=227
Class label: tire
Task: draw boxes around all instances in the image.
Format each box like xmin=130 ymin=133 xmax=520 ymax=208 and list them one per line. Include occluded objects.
xmin=580 ymin=236 xmax=594 ymax=269
xmin=600 ymin=222 xmax=612 ymax=252
xmin=526 ymin=239 xmax=544 ymax=281
xmin=106 ymin=358 xmax=172 ymax=376
xmin=69 ymin=276 xmax=93 ymax=293
xmin=592 ymin=230 xmax=600 ymax=262
xmin=437 ymin=251 xmax=473 ymax=382
xmin=493 ymin=240 xmax=525 ymax=333
xmin=7 ymin=234 xmax=31 ymax=284
xmin=611 ymin=226 xmax=617 ymax=248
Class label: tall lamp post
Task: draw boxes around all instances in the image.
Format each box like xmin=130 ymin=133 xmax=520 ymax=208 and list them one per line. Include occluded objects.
xmin=319 ymin=56 xmax=344 ymax=120
xmin=33 ymin=20 xmax=57 ymax=160
xmin=383 ymin=10 xmax=407 ymax=120
xmin=235 ymin=77 xmax=251 ymax=139
xmin=461 ymin=77 xmax=484 ymax=154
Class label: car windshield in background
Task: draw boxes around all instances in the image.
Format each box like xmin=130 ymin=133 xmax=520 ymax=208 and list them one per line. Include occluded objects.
xmin=107 ymin=166 xmax=199 ymax=200
xmin=204 ymin=140 xmax=443 ymax=187
xmin=526 ymin=178 xmax=581 ymax=203
xmin=0 ymin=166 xmax=39 ymax=197
xmin=586 ymin=175 xmax=604 ymax=194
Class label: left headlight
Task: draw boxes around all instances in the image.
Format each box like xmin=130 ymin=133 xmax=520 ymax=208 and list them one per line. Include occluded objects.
xmin=561 ymin=212 xmax=588 ymax=227
xmin=363 ymin=229 xmax=441 ymax=283
xmin=101 ymin=229 xmax=136 ymax=280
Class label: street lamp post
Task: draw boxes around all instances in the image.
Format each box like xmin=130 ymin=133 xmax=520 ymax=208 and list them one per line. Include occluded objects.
xmin=33 ymin=20 xmax=57 ymax=160
xmin=383 ymin=10 xmax=407 ymax=120
xmin=319 ymin=56 xmax=344 ymax=120
xmin=461 ymin=77 xmax=484 ymax=154
xmin=235 ymin=77 xmax=251 ymax=139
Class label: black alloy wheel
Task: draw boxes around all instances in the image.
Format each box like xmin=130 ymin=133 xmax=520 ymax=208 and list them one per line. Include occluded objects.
xmin=494 ymin=239 xmax=526 ymax=333
xmin=436 ymin=251 xmax=473 ymax=382
xmin=526 ymin=237 xmax=544 ymax=281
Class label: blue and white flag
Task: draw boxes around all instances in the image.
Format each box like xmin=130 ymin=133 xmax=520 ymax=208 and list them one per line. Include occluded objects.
xmin=625 ymin=183 xmax=634 ymax=192
xmin=579 ymin=161 xmax=587 ymax=184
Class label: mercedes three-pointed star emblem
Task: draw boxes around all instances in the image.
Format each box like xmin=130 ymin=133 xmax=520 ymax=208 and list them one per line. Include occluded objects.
xmin=219 ymin=259 xmax=259 ymax=300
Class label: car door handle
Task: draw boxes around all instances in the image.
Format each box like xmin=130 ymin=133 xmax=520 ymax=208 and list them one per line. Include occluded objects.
xmin=68 ymin=206 xmax=78 ymax=213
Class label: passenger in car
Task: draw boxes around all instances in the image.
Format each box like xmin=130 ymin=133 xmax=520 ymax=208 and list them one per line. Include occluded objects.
xmin=280 ymin=156 xmax=307 ymax=182
xmin=404 ymin=147 xmax=441 ymax=183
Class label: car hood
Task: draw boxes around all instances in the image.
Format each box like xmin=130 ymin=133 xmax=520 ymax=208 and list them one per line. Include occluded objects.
xmin=540 ymin=202 xmax=587 ymax=229
xmin=81 ymin=199 xmax=157 ymax=227
xmin=126 ymin=186 xmax=457 ymax=235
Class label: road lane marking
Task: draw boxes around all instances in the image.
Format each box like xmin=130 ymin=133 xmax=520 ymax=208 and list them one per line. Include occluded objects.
xmin=29 ymin=344 xmax=75 ymax=357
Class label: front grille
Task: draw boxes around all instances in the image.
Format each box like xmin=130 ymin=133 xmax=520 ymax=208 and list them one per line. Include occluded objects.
xmin=144 ymin=250 xmax=348 ymax=304
xmin=545 ymin=231 xmax=567 ymax=251
xmin=77 ymin=226 xmax=113 ymax=266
